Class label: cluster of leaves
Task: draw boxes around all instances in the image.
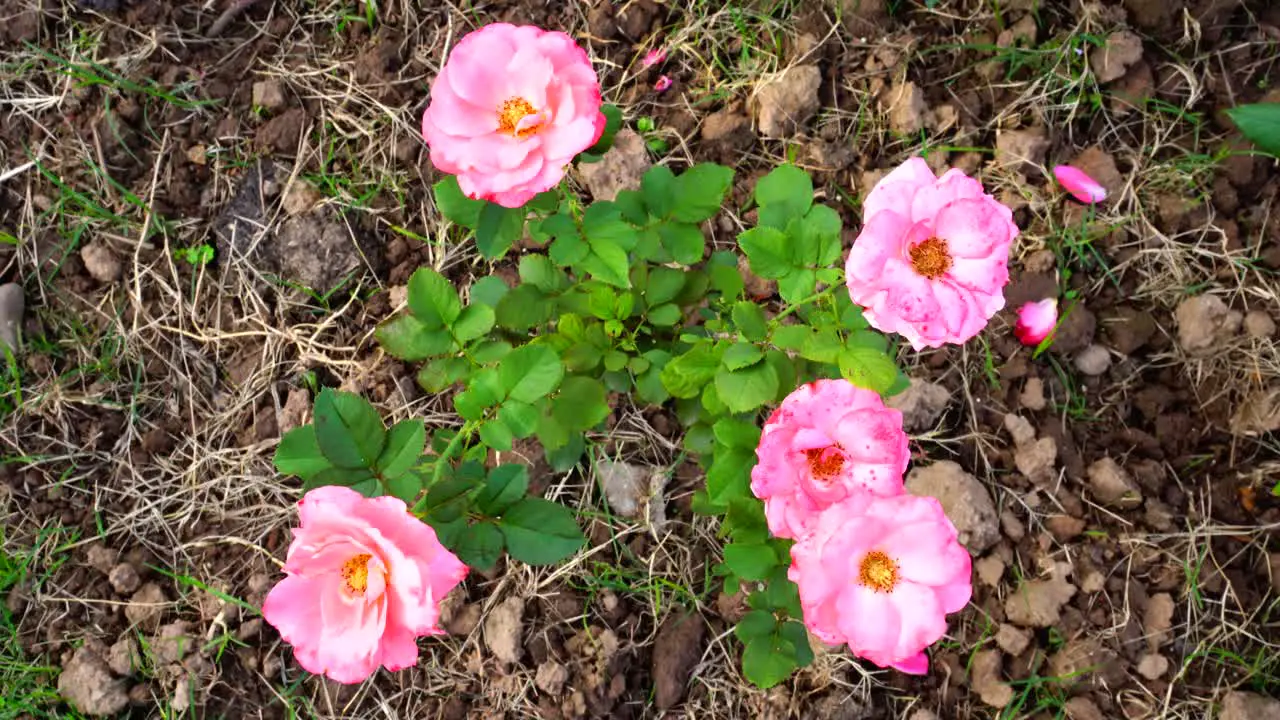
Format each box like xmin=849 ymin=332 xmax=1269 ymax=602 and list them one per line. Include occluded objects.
xmin=369 ymin=161 xmax=908 ymax=687
xmin=272 ymin=389 xmax=585 ymax=572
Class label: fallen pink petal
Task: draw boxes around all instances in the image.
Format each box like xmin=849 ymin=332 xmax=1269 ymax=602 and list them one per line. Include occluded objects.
xmin=653 ymin=74 xmax=673 ymax=93
xmin=642 ymin=47 xmax=667 ymax=67
xmin=1014 ymin=298 xmax=1058 ymax=346
xmin=1053 ymin=164 xmax=1107 ymax=204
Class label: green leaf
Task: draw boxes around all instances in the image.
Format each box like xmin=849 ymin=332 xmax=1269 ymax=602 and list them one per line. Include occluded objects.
xmin=741 ymin=631 xmax=801 ymax=689
xmin=724 ymin=542 xmax=778 ymax=581
xmin=640 ymin=165 xmax=676 ymax=219
xmin=497 ymin=400 xmax=540 ymax=438
xmin=580 ymin=238 xmax=632 ymax=288
xmin=500 ymin=345 xmax=564 ymax=403
xmin=418 ymin=357 xmax=471 ymax=393
xmin=732 ymin=302 xmax=769 ymax=342
xmin=754 ymin=164 xmax=813 ymax=219
xmin=498 ymin=498 xmax=586 ymax=565
xmin=779 ymin=620 xmax=814 ymax=667
xmin=770 ymin=325 xmax=810 ymax=351
xmin=376 ymin=419 xmax=425 ymax=479
xmin=304 ymin=466 xmax=377 ymax=492
xmin=647 ymin=303 xmax=683 ymax=326
xmin=469 ymin=276 xmax=510 ymax=308
xmin=313 ymin=389 xmax=386 ymax=469
xmin=672 ymin=163 xmax=734 ymax=223
xmin=709 ymin=259 xmax=746 ymax=299
xmin=777 ymin=269 xmax=817 ymax=304
xmin=1227 ymin=103 xmax=1280 ymax=157
xmin=545 ymin=432 xmax=586 ymax=471
xmin=452 ymin=304 xmax=495 ymax=343
xmin=658 ymin=222 xmax=705 ymax=265
xmin=661 ymin=343 xmax=721 ymax=399
xmin=800 ymin=329 xmax=843 ymax=363
xmin=725 ymin=497 xmax=769 ymax=544
xmin=713 ymin=417 xmax=761 ymax=450
xmin=274 ymin=425 xmax=332 ymax=479
xmin=737 ymin=227 xmax=791 ymax=279
xmin=552 ymin=376 xmax=610 ymax=432
xmin=407 ymin=267 xmax=462 ymax=329
xmin=645 ymin=267 xmax=686 ymax=306
xmin=722 ymin=342 xmax=764 ymax=371
xmin=455 ymin=521 xmax=505 ymax=571
xmin=706 ymin=448 xmax=756 ymax=505
xmin=478 ymin=419 xmax=515 ymax=451
xmin=433 ymin=176 xmax=483 ymax=228
xmin=804 ymin=204 xmax=844 ymax=266
xmin=839 ymin=346 xmax=899 ymax=394
xmin=476 ymin=464 xmax=529 ymax=516
xmin=376 ymin=314 xmax=455 ymax=361
xmin=476 ymin=202 xmax=524 ymax=260
xmin=549 ymin=229 xmax=590 ymax=266
xmin=473 ymin=340 xmax=513 ymax=364
xmin=714 ymin=362 xmax=779 ymax=414
xmin=518 ymin=254 xmax=566 ymax=293
xmin=496 ymin=284 xmax=554 ymax=331
xmin=615 ymin=189 xmax=648 ymax=225
xmin=420 ymin=476 xmax=476 ymax=520
xmin=734 ymin=610 xmax=778 ymax=643
xmin=385 ymin=470 xmax=423 ymax=504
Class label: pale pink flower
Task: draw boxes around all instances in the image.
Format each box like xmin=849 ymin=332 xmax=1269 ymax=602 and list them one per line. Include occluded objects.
xmin=642 ymin=47 xmax=667 ymax=67
xmin=750 ymin=379 xmax=909 ymax=540
xmin=846 ymin=157 xmax=1019 ymax=350
xmin=263 ymin=486 xmax=468 ymax=684
xmin=789 ymin=492 xmax=972 ymax=674
xmin=1014 ymin=298 xmax=1058 ymax=346
xmin=653 ymin=74 xmax=673 ymax=93
xmin=1053 ymin=165 xmax=1107 ymax=204
xmin=421 ymin=24 xmax=607 ymax=208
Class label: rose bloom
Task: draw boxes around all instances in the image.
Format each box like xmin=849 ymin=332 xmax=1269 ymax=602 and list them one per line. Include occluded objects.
xmin=421 ymin=23 xmax=606 ymax=208
xmin=1014 ymin=298 xmax=1058 ymax=346
xmin=789 ymin=492 xmax=972 ymax=674
xmin=750 ymin=379 xmax=909 ymax=540
xmin=263 ymin=486 xmax=468 ymax=683
xmin=1053 ymin=165 xmax=1107 ymax=204
xmin=846 ymin=157 xmax=1019 ymax=350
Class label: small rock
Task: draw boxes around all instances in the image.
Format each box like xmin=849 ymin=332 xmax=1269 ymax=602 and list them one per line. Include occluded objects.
xmin=152 ymin=621 xmax=195 ymax=663
xmin=885 ymin=378 xmax=950 ymax=431
xmin=58 ymin=646 xmax=129 ymax=716
xmin=995 ymin=624 xmax=1031 ymax=656
xmin=281 ymin=181 xmax=321 ymax=216
xmin=1143 ymin=592 xmax=1175 ymax=648
xmin=0 ymin=283 xmax=21 ymax=355
xmin=996 ymin=127 xmax=1049 ymax=175
xmin=108 ymin=563 xmax=140 ymax=595
xmin=1005 ymin=574 xmax=1077 ymax=627
xmin=1087 ymin=457 xmax=1142 ymax=509
xmin=886 ymin=81 xmax=926 ymax=135
xmin=86 ymin=545 xmax=119 ymax=574
xmin=753 ymin=65 xmax=822 ymax=138
xmin=970 ymin=649 xmax=1013 ymax=708
xmin=1073 ymin=345 xmax=1112 ymax=376
xmin=81 ymin=242 xmax=123 ymax=283
xmin=1064 ymin=697 xmax=1105 ymax=720
xmin=255 ymin=107 xmax=308 ymax=154
xmin=107 ymin=636 xmax=138 ymax=677
xmin=1090 ymin=30 xmax=1144 ymax=83
xmin=1137 ymin=653 xmax=1168 ymax=680
xmin=653 ymin=612 xmax=705 ymax=710
xmin=185 ymin=144 xmax=208 ymax=165
xmin=1220 ymin=691 xmax=1280 ymax=720
xmin=975 ymin=555 xmax=1006 ymax=587
xmin=578 ymin=128 xmax=650 ymax=202
xmin=1004 ymin=414 xmax=1036 ymax=447
xmin=1020 ymin=377 xmax=1046 ymax=411
xmin=701 ymin=104 xmax=751 ymax=142
xmin=535 ymin=661 xmax=569 ymax=695
xmin=596 ymin=460 xmax=667 ymax=532
xmin=1175 ymin=295 xmax=1242 ymax=357
xmin=251 ymin=79 xmax=287 ymax=111
xmin=905 ymin=462 xmax=999 ymax=554
xmin=1000 ymin=510 xmax=1026 ymax=541
xmin=1103 ymin=306 xmax=1157 ymax=355
xmin=1014 ymin=436 xmax=1057 ymax=484
xmin=483 ymin=596 xmax=524 ymax=665
xmin=1080 ymin=570 xmax=1105 ymax=593
xmin=1245 ymin=310 xmax=1276 ymax=338
xmin=1048 ymin=638 xmax=1119 ymax=685
xmin=1045 ymin=515 xmax=1086 ymax=541
xmin=125 ymin=583 xmax=167 ymax=628
xmin=1052 ymin=303 xmax=1097 ymax=354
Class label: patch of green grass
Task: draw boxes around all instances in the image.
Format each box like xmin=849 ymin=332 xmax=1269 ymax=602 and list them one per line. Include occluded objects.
xmin=26 ymin=44 xmax=218 ymax=112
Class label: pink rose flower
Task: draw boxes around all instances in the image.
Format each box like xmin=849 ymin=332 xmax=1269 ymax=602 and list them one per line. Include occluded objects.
xmin=846 ymin=157 xmax=1019 ymax=350
xmin=789 ymin=492 xmax=972 ymax=674
xmin=421 ymin=23 xmax=607 ymax=209
xmin=1053 ymin=165 xmax=1107 ymax=204
xmin=653 ymin=74 xmax=673 ymax=93
xmin=750 ymin=379 xmax=909 ymax=540
xmin=1014 ymin=298 xmax=1058 ymax=346
xmin=263 ymin=486 xmax=468 ymax=684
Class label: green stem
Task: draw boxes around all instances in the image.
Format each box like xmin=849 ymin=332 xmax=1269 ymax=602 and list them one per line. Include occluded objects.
xmin=431 ymin=420 xmax=479 ymax=487
xmin=770 ymin=284 xmax=838 ymax=324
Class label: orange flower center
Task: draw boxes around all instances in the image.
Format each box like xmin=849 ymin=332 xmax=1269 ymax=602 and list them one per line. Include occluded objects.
xmin=805 ymin=447 xmax=846 ymax=480
xmin=909 ymin=237 xmax=952 ymax=279
xmin=497 ymin=97 xmax=541 ymax=138
xmin=858 ymin=550 xmax=899 ymax=593
xmin=341 ymin=553 xmax=373 ymax=595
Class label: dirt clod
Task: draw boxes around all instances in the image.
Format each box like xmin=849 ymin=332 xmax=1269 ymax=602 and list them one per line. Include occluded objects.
xmin=1137 ymin=653 xmax=1169 ymax=679
xmin=1019 ymin=377 xmax=1046 ymax=411
xmin=1245 ymin=310 xmax=1276 ymax=338
xmin=886 ymin=81 xmax=927 ymax=135
xmin=251 ymin=80 xmax=287 ymax=111
xmin=905 ymin=461 xmax=999 ymax=553
xmin=994 ymin=624 xmax=1030 ymax=655
xmin=1014 ymin=436 xmax=1057 ymax=484
xmin=107 ymin=636 xmax=138 ymax=677
xmin=596 ymin=459 xmax=666 ymax=531
xmin=255 ymin=108 xmax=308 ymax=154
xmin=1005 ymin=573 xmax=1077 ymax=628
xmin=0 ymin=283 xmax=22 ymax=353
xmin=886 ymin=378 xmax=950 ymax=431
xmin=753 ymin=65 xmax=821 ymax=138
xmin=1087 ymin=457 xmax=1142 ymax=509
xmin=970 ymin=649 xmax=1013 ymax=708
xmin=1073 ymin=345 xmax=1111 ymax=376
xmin=1220 ymin=691 xmax=1280 ymax=720
xmin=1231 ymin=386 xmax=1280 ymax=436
xmin=58 ymin=646 xmax=129 ymax=717
xmin=108 ymin=562 xmax=141 ymax=595
xmin=1068 ymin=146 xmax=1124 ymax=198
xmin=995 ymin=127 xmax=1049 ymax=175
xmin=1143 ymin=592 xmax=1175 ymax=648
xmin=1064 ymin=697 xmax=1105 ymax=720
xmin=1090 ymin=30 xmax=1144 ymax=83
xmin=125 ymin=583 xmax=167 ymax=629
xmin=578 ymin=128 xmax=651 ymax=202
xmin=81 ymin=242 xmax=123 ymax=283
xmin=652 ymin=612 xmax=705 ymax=710
xmin=535 ymin=661 xmax=569 ymax=695
xmin=483 ymin=596 xmax=525 ymax=665
xmin=1176 ymin=294 xmax=1242 ymax=356
xmin=152 ymin=621 xmax=195 ymax=663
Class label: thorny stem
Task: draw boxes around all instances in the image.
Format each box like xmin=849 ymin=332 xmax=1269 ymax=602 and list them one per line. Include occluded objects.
xmin=770 ymin=284 xmax=838 ymax=324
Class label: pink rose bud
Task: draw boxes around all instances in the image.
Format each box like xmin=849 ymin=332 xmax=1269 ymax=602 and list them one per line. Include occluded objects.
xmin=846 ymin=157 xmax=1019 ymax=350
xmin=653 ymin=74 xmax=673 ymax=93
xmin=789 ymin=492 xmax=972 ymax=675
xmin=642 ymin=47 xmax=667 ymax=67
xmin=262 ymin=487 xmax=468 ymax=683
xmin=751 ymin=379 xmax=909 ymax=540
xmin=1053 ymin=165 xmax=1107 ymax=204
xmin=420 ymin=24 xmax=607 ymax=209
xmin=1014 ymin=298 xmax=1058 ymax=346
